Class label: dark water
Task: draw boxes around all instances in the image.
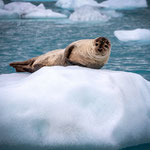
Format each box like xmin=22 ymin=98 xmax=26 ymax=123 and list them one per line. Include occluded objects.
xmin=0 ymin=3 xmax=150 ymax=80
xmin=0 ymin=143 xmax=150 ymax=150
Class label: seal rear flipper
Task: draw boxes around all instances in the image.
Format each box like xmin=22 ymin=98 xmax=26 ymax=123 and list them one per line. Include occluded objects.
xmin=9 ymin=58 xmax=36 ymax=73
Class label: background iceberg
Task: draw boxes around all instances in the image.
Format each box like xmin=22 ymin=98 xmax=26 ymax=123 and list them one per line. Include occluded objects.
xmin=2 ymin=2 xmax=67 ymax=19
xmin=69 ymin=6 xmax=110 ymax=22
xmin=0 ymin=9 xmax=19 ymax=18
xmin=56 ymin=0 xmax=99 ymax=10
xmin=69 ymin=5 xmax=122 ymax=22
xmin=0 ymin=66 xmax=150 ymax=149
xmin=99 ymin=0 xmax=147 ymax=9
xmin=114 ymin=29 xmax=150 ymax=42
xmin=0 ymin=0 xmax=4 ymax=9
xmin=4 ymin=2 xmax=38 ymax=15
xmin=23 ymin=7 xmax=67 ymax=19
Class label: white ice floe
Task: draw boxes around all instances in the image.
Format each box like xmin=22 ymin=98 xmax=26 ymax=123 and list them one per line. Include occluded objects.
xmin=0 ymin=9 xmax=19 ymax=18
xmin=69 ymin=5 xmax=122 ymax=22
xmin=99 ymin=0 xmax=147 ymax=9
xmin=114 ymin=29 xmax=150 ymax=42
xmin=0 ymin=66 xmax=150 ymax=149
xmin=4 ymin=2 xmax=38 ymax=15
xmin=56 ymin=0 xmax=99 ymax=10
xmin=0 ymin=0 xmax=4 ymax=9
xmin=23 ymin=8 xmax=67 ymax=19
xmin=69 ymin=5 xmax=110 ymax=22
xmin=4 ymin=2 xmax=66 ymax=19
xmin=37 ymin=3 xmax=45 ymax=10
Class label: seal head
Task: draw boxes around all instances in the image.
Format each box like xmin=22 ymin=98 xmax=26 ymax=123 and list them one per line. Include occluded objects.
xmin=94 ymin=37 xmax=111 ymax=56
xmin=64 ymin=37 xmax=111 ymax=69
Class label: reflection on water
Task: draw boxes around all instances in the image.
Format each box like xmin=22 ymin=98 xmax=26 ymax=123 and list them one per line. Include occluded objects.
xmin=0 ymin=2 xmax=150 ymax=80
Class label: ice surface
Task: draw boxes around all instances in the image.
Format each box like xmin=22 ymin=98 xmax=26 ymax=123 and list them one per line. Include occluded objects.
xmin=4 ymin=2 xmax=66 ymax=19
xmin=69 ymin=5 xmax=110 ymax=22
xmin=37 ymin=3 xmax=45 ymax=10
xmin=56 ymin=0 xmax=99 ymax=10
xmin=23 ymin=8 xmax=67 ymax=19
xmin=4 ymin=2 xmax=38 ymax=15
xmin=99 ymin=0 xmax=147 ymax=9
xmin=114 ymin=29 xmax=150 ymax=42
xmin=0 ymin=73 xmax=28 ymax=87
xmin=0 ymin=9 xmax=19 ymax=18
xmin=0 ymin=0 xmax=4 ymax=9
xmin=0 ymin=66 xmax=150 ymax=149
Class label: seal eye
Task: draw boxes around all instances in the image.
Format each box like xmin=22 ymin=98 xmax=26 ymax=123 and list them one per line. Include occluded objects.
xmin=96 ymin=43 xmax=99 ymax=46
xmin=104 ymin=45 xmax=109 ymax=48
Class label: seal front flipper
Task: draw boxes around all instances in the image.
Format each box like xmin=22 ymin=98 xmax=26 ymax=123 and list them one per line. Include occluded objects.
xmin=64 ymin=44 xmax=86 ymax=67
xmin=9 ymin=57 xmax=37 ymax=73
xmin=64 ymin=45 xmax=76 ymax=65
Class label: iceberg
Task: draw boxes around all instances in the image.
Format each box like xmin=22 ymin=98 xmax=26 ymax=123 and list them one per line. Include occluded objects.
xmin=0 ymin=0 xmax=4 ymax=9
xmin=69 ymin=6 xmax=122 ymax=22
xmin=4 ymin=2 xmax=38 ymax=15
xmin=23 ymin=8 xmax=67 ymax=19
xmin=0 ymin=9 xmax=19 ymax=18
xmin=99 ymin=0 xmax=147 ymax=9
xmin=114 ymin=29 xmax=150 ymax=42
xmin=4 ymin=2 xmax=67 ymax=19
xmin=56 ymin=0 xmax=99 ymax=10
xmin=69 ymin=5 xmax=110 ymax=22
xmin=0 ymin=66 xmax=150 ymax=149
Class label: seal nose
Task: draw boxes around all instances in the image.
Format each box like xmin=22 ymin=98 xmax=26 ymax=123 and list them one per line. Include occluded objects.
xmin=98 ymin=48 xmax=103 ymax=52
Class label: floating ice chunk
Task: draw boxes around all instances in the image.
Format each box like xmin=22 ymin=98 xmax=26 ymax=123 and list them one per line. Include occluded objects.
xmin=114 ymin=29 xmax=150 ymax=42
xmin=69 ymin=5 xmax=110 ymax=22
xmin=0 ymin=0 xmax=4 ymax=9
xmin=56 ymin=0 xmax=99 ymax=10
xmin=37 ymin=3 xmax=45 ymax=10
xmin=99 ymin=0 xmax=147 ymax=9
xmin=4 ymin=2 xmax=66 ymax=19
xmin=0 ymin=9 xmax=19 ymax=18
xmin=0 ymin=66 xmax=150 ymax=149
xmin=4 ymin=2 xmax=38 ymax=15
xmin=23 ymin=9 xmax=67 ymax=18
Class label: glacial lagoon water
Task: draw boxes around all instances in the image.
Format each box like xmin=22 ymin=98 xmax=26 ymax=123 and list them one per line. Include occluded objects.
xmin=0 ymin=1 xmax=150 ymax=81
xmin=0 ymin=0 xmax=150 ymax=150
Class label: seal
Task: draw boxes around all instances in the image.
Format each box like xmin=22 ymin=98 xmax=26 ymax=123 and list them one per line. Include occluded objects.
xmin=10 ymin=37 xmax=111 ymax=72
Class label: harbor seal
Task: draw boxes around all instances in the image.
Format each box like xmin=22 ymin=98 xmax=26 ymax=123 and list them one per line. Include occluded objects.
xmin=10 ymin=37 xmax=111 ymax=72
